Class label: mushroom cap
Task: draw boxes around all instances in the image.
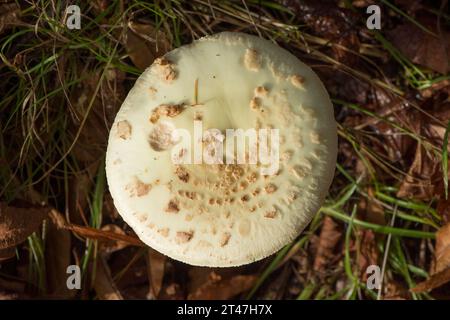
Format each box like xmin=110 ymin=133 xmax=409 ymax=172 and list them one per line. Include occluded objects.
xmin=106 ymin=32 xmax=337 ymax=267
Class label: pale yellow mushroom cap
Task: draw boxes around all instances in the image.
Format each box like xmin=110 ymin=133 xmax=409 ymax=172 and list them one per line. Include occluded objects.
xmin=106 ymin=32 xmax=337 ymax=267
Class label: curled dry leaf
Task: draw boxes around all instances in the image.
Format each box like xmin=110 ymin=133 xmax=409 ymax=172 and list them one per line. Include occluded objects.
xmin=125 ymin=22 xmax=171 ymax=71
xmin=435 ymin=223 xmax=450 ymax=274
xmin=0 ymin=201 xmax=49 ymax=254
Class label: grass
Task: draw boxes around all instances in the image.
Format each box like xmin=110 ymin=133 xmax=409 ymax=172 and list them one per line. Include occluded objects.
xmin=443 ymin=121 xmax=450 ymax=199
xmin=0 ymin=0 xmax=449 ymax=299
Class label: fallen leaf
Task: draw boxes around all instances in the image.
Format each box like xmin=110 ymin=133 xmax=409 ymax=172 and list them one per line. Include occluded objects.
xmin=411 ymin=267 xmax=450 ymax=293
xmin=313 ymin=216 xmax=342 ymax=272
xmin=435 ymin=224 xmax=450 ymax=274
xmin=125 ymin=22 xmax=171 ymax=71
xmin=0 ymin=201 xmax=49 ymax=252
xmin=388 ymin=20 xmax=450 ymax=74
xmin=357 ymin=230 xmax=379 ymax=281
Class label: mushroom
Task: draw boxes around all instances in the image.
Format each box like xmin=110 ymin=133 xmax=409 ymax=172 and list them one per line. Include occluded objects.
xmin=106 ymin=32 xmax=337 ymax=267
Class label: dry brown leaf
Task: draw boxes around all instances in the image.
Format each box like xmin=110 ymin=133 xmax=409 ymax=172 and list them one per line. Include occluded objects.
xmin=357 ymin=230 xmax=379 ymax=281
xmin=94 ymin=256 xmax=123 ymax=300
xmin=0 ymin=201 xmax=49 ymax=251
xmin=411 ymin=267 xmax=450 ymax=293
xmin=388 ymin=21 xmax=450 ymax=74
xmin=313 ymin=216 xmax=342 ymax=272
xmin=64 ymin=223 xmax=145 ymax=247
xmin=434 ymin=224 xmax=450 ymax=274
xmin=187 ymin=272 xmax=257 ymax=300
xmin=125 ymin=22 xmax=171 ymax=71
xmin=146 ymin=248 xmax=166 ymax=299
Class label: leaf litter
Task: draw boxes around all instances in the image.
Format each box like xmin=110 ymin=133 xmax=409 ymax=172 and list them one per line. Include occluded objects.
xmin=1 ymin=0 xmax=450 ymax=300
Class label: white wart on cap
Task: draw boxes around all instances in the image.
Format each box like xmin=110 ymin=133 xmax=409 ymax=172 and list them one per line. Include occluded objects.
xmin=106 ymin=32 xmax=337 ymax=267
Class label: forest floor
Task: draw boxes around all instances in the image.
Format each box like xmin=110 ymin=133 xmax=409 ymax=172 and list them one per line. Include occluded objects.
xmin=1 ymin=0 xmax=450 ymax=300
